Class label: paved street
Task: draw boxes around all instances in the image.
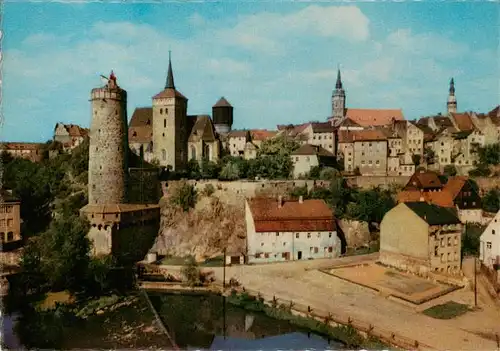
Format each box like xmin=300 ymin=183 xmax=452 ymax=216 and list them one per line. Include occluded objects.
xmin=208 ymin=254 xmax=500 ymax=351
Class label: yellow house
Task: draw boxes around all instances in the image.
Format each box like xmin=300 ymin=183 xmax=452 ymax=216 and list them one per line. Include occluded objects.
xmin=380 ymin=202 xmax=463 ymax=277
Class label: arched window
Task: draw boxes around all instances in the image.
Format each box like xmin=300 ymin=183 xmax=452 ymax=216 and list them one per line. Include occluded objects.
xmin=162 ymin=149 xmax=167 ymax=161
xmin=191 ymin=145 xmax=197 ymax=160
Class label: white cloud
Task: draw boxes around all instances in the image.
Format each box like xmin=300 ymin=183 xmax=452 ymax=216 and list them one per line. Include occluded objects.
xmin=214 ymin=5 xmax=370 ymax=54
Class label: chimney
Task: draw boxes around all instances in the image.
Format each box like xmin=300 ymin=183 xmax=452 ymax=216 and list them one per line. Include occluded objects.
xmin=299 ymin=196 xmax=303 ymax=204
xmin=419 ymin=196 xmax=425 ymax=202
xmin=278 ymin=196 xmax=283 ymax=208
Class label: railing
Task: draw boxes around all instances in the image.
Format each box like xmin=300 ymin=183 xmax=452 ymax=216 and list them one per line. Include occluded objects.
xmin=230 ymin=286 xmax=434 ymax=350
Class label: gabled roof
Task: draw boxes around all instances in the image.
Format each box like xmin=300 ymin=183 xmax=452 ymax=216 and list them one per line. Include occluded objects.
xmin=152 ymin=88 xmax=187 ymax=100
xmin=311 ymin=122 xmax=335 ymax=133
xmin=188 ymin=115 xmax=216 ymax=142
xmin=291 ymin=144 xmax=335 ymax=157
xmin=129 ymin=126 xmax=153 ymax=143
xmin=351 ymin=129 xmax=387 ymax=142
xmin=276 ymin=123 xmax=309 ymax=137
xmin=451 ymin=112 xmax=475 ymax=132
xmin=443 ymin=176 xmax=469 ymax=200
xmin=338 ymin=117 xmax=361 ymax=128
xmin=397 ymin=190 xmax=454 ymax=208
xmin=250 ymin=129 xmax=277 ymax=141
xmin=244 ymin=141 xmax=258 ymax=150
xmin=345 ymin=108 xmax=404 ymax=127
xmin=129 ymin=107 xmax=153 ymax=127
xmin=404 ymin=202 xmax=461 ymax=225
xmin=0 ymin=142 xmax=44 ymax=150
xmin=404 ymin=170 xmax=443 ymax=190
xmin=248 ymin=197 xmax=335 ymax=232
xmin=227 ymin=130 xmax=249 ymax=138
xmin=213 ymin=97 xmax=232 ymax=108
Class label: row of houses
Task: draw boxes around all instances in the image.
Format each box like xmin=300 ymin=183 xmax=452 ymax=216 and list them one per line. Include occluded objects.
xmin=243 ymin=168 xmax=498 ymax=285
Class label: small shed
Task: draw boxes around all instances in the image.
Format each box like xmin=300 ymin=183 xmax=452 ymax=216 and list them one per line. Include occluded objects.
xmin=225 ymin=251 xmax=246 ymax=266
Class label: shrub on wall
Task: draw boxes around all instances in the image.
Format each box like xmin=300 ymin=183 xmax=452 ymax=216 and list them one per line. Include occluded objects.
xmin=170 ymin=182 xmax=198 ymax=212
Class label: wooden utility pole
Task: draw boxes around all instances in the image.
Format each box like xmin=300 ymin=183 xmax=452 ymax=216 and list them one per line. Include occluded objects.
xmin=223 ymin=247 xmax=227 ymax=290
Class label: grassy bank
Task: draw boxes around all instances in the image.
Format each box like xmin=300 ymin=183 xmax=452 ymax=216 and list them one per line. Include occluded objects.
xmin=226 ymin=291 xmax=390 ymax=349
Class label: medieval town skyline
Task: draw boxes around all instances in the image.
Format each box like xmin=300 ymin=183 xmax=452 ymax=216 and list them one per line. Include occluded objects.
xmin=3 ymin=2 xmax=498 ymax=142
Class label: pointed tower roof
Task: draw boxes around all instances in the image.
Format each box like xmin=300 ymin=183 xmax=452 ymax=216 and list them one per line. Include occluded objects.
xmin=335 ymin=68 xmax=343 ymax=89
xmin=153 ymin=51 xmax=187 ymax=100
xmin=213 ymin=97 xmax=232 ymax=108
xmin=165 ymin=51 xmax=175 ymax=89
xmin=449 ymin=78 xmax=455 ymax=95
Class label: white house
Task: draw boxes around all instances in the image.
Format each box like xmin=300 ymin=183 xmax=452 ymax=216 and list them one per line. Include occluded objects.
xmin=480 ymin=210 xmax=500 ymax=271
xmin=245 ymin=196 xmax=340 ymax=264
xmin=290 ymin=144 xmax=336 ymax=179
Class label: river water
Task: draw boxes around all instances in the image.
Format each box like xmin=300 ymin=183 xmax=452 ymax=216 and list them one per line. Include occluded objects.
xmin=148 ymin=292 xmax=344 ymax=350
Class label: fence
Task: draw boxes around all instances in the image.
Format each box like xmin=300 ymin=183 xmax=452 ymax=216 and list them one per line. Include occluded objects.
xmin=232 ymin=286 xmax=434 ymax=351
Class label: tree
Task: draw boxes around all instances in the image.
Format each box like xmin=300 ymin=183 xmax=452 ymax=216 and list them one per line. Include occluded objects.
xmin=219 ymin=161 xmax=240 ymax=180
xmin=443 ymin=165 xmax=458 ymax=176
xmin=38 ymin=215 xmax=91 ymax=292
xmin=200 ymin=158 xmax=221 ymax=179
xmin=477 ymin=143 xmax=500 ymax=166
xmin=257 ymin=135 xmax=300 ymax=157
xmin=469 ymin=163 xmax=491 ymax=177
xmin=308 ymin=166 xmax=321 ymax=179
xmin=319 ymin=167 xmax=340 ymax=180
xmin=181 ymin=256 xmax=201 ymax=287
xmin=424 ymin=147 xmax=435 ymax=164
xmin=482 ymin=188 xmax=500 ymax=213
xmin=412 ymin=154 xmax=422 ymax=166
xmin=170 ymin=182 xmax=198 ymax=211
xmin=187 ymin=159 xmax=201 ymax=179
xmin=346 ymin=188 xmax=396 ymax=223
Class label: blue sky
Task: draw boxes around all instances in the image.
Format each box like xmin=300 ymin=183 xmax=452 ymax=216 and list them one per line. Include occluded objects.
xmin=2 ymin=2 xmax=499 ymax=142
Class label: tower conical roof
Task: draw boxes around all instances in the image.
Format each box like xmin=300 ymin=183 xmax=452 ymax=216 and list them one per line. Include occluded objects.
xmin=165 ymin=51 xmax=175 ymax=89
xmin=213 ymin=97 xmax=232 ymax=108
xmin=335 ymin=68 xmax=343 ymax=89
xmin=449 ymin=78 xmax=455 ymax=95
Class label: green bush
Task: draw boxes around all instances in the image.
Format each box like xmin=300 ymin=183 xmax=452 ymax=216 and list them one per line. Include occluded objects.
xmin=170 ymin=182 xmax=197 ymax=211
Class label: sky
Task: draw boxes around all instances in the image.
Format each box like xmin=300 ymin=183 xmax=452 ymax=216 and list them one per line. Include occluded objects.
xmin=2 ymin=1 xmax=499 ymax=142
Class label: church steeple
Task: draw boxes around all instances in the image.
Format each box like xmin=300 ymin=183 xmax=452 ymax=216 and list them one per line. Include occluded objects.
xmin=331 ymin=65 xmax=346 ymax=124
xmin=447 ymin=77 xmax=457 ymax=114
xmin=449 ymin=78 xmax=455 ymax=95
xmin=165 ymin=51 xmax=175 ymax=90
xmin=335 ymin=68 xmax=343 ymax=89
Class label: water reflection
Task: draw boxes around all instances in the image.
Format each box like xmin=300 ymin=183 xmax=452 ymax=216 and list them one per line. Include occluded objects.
xmin=148 ymin=292 xmax=342 ymax=350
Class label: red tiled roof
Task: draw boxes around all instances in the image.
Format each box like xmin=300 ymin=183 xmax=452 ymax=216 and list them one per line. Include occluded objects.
xmin=291 ymin=144 xmax=335 ymax=157
xmin=250 ymin=130 xmax=277 ymax=141
xmin=228 ymin=130 xmax=249 ymax=138
xmin=153 ymin=88 xmax=187 ymax=100
xmin=129 ymin=126 xmax=153 ymax=143
xmin=0 ymin=142 xmax=44 ymax=150
xmin=451 ymin=113 xmax=474 ymax=132
xmin=248 ymin=198 xmax=335 ymax=232
xmin=338 ymin=130 xmax=354 ymax=143
xmin=397 ymin=190 xmax=454 ymax=208
xmin=404 ymin=170 xmax=443 ymax=190
xmin=443 ymin=176 xmax=468 ymax=200
xmin=345 ymin=108 xmax=404 ymax=127
xmin=130 ymin=107 xmax=153 ymax=127
xmin=351 ymin=129 xmax=387 ymax=142
xmin=311 ymin=122 xmax=335 ymax=133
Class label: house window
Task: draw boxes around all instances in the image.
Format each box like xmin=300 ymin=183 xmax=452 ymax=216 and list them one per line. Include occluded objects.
xmin=328 ymin=246 xmax=333 ymax=253
xmin=261 ymin=242 xmax=264 ymax=246
xmin=307 ymin=233 xmax=311 ymax=238
xmin=264 ymin=253 xmax=269 ymax=258
xmin=306 ymin=157 xmax=310 ymax=161
xmin=296 ymin=233 xmax=299 ymax=239
xmin=492 ymin=230 xmax=496 ymax=235
xmin=7 ymin=232 xmax=13 ymax=241
xmin=454 ymin=236 xmax=458 ymax=245
xmin=255 ymin=253 xmax=262 ymax=259
xmin=447 ymin=237 xmax=451 ymax=246
xmin=6 ymin=206 xmax=12 ymax=213
xmin=441 ymin=253 xmax=444 ymax=262
xmin=434 ymin=246 xmax=438 ymax=256
xmin=160 ymin=108 xmax=163 ymax=114
xmin=7 ymin=219 xmax=13 ymax=227
xmin=329 ymin=232 xmax=332 ymax=238
xmin=296 ymin=157 xmax=299 ymax=161
xmin=317 ymin=233 xmax=320 ymax=238
xmin=314 ymin=247 xmax=319 ymax=254
xmin=164 ymin=119 xmax=167 ymax=128
xmin=276 ymin=232 xmax=279 ymax=237
xmin=440 ymin=238 xmax=444 ymax=247
xmin=487 ymin=242 xmax=492 ymax=249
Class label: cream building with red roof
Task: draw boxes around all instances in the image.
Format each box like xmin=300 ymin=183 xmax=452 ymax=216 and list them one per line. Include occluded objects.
xmin=245 ymin=196 xmax=339 ymax=263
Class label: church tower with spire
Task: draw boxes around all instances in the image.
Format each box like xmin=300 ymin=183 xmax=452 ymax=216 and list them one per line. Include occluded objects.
xmin=447 ymin=78 xmax=457 ymax=114
xmin=152 ymin=52 xmax=189 ymax=170
xmin=331 ymin=68 xmax=346 ymax=125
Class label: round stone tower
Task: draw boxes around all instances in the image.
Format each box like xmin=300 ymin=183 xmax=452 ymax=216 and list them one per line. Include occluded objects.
xmin=212 ymin=97 xmax=233 ymax=135
xmin=88 ymin=71 xmax=129 ymax=205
